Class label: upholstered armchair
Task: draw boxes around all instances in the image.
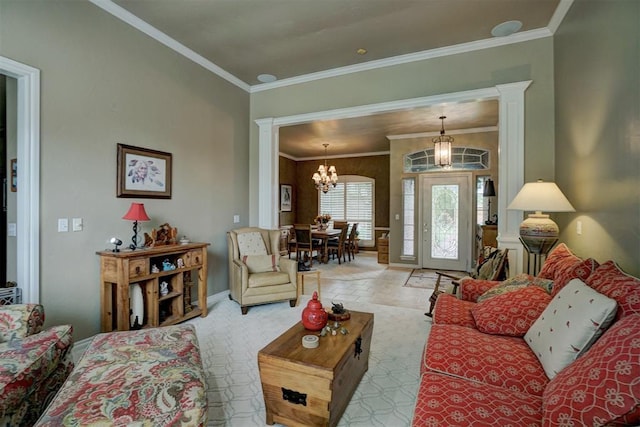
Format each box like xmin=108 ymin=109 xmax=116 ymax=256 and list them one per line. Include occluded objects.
xmin=0 ymin=304 xmax=74 ymax=426
xmin=227 ymin=227 xmax=298 ymax=314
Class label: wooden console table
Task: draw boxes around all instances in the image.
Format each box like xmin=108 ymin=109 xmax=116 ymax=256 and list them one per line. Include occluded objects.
xmin=97 ymin=242 xmax=209 ymax=332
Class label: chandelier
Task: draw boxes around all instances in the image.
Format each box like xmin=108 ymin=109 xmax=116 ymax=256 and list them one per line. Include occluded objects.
xmin=433 ymin=115 xmax=453 ymax=168
xmin=312 ymin=143 xmax=338 ymax=193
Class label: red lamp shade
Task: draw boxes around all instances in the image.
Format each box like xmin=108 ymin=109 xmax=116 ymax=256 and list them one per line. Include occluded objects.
xmin=122 ymin=203 xmax=150 ymax=222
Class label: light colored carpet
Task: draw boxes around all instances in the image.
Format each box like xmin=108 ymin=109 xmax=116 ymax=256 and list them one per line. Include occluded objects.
xmin=403 ymin=269 xmax=464 ymax=289
xmin=187 ymin=291 xmax=431 ymax=426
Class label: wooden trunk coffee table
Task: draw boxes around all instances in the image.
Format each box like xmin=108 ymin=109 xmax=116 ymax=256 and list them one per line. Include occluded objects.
xmin=258 ymin=310 xmax=374 ymax=427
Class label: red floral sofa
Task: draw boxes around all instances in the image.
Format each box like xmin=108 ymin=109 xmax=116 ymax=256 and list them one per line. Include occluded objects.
xmin=413 ymin=244 xmax=640 ymax=426
xmin=0 ymin=304 xmax=74 ymax=426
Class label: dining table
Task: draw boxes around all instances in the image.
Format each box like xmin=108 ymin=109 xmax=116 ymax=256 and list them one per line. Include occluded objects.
xmin=311 ymin=228 xmax=342 ymax=263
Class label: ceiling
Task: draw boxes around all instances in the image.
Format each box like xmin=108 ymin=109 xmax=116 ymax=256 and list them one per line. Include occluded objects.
xmin=105 ymin=0 xmax=564 ymax=158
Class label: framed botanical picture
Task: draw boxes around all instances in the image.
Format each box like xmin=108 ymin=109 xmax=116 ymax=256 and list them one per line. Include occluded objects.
xmin=117 ymin=143 xmax=172 ymax=198
xmin=280 ymin=184 xmax=292 ymax=212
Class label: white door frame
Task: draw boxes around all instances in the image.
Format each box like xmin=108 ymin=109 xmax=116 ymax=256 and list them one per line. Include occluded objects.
xmin=0 ymin=56 xmax=40 ymax=303
xmin=256 ymin=81 xmax=531 ymax=274
xmin=421 ymin=173 xmax=472 ymax=271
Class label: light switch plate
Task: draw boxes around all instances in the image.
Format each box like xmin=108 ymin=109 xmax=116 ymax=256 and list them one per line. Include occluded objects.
xmin=7 ymin=223 xmax=17 ymax=237
xmin=58 ymin=218 xmax=69 ymax=232
xmin=72 ymin=217 xmax=83 ymax=232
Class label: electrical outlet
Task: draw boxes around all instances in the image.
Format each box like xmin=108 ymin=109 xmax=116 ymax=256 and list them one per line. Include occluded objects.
xmin=233 ymin=215 xmax=240 ymax=223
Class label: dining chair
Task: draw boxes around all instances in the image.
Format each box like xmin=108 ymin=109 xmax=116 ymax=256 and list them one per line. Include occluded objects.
xmin=293 ymin=224 xmax=323 ymax=267
xmin=327 ymin=225 xmax=349 ymax=264
xmin=345 ymin=223 xmax=359 ymax=261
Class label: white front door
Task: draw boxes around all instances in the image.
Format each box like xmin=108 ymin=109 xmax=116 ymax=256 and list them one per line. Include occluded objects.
xmin=421 ymin=173 xmax=472 ymax=271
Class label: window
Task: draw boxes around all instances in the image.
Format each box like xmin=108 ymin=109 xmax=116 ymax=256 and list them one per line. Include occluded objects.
xmin=476 ymin=176 xmax=491 ymax=225
xmin=404 ymin=147 xmax=490 ymax=172
xmin=402 ymin=178 xmax=415 ymax=257
xmin=319 ymin=176 xmax=374 ymax=246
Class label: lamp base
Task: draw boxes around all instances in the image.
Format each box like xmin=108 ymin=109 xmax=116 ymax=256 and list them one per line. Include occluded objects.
xmin=519 ymin=213 xmax=559 ymax=255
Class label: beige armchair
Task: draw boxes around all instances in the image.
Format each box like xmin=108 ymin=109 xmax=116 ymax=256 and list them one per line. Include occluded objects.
xmin=227 ymin=227 xmax=298 ymax=314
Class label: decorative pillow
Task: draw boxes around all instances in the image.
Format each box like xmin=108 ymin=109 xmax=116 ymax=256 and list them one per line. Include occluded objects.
xmin=524 ymin=279 xmax=618 ymax=379
xmin=237 ymin=231 xmax=268 ymax=257
xmin=550 ymin=258 xmax=599 ymax=297
xmin=242 ymin=254 xmax=279 ymax=273
xmin=538 ymin=243 xmax=580 ymax=280
xmin=537 ymin=243 xmax=598 ymax=296
xmin=472 ymin=286 xmax=552 ymax=336
xmin=477 ymin=274 xmax=535 ymax=302
xmin=543 ymin=313 xmax=640 ymax=426
xmin=585 ymin=260 xmax=640 ymax=320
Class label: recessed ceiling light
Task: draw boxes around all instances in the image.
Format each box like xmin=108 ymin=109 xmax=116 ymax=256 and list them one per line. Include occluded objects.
xmin=491 ymin=20 xmax=523 ymax=37
xmin=356 ymin=48 xmax=367 ymax=55
xmin=257 ymin=74 xmax=277 ymax=83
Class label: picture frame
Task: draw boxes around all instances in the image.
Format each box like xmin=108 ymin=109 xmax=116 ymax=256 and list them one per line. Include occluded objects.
xmin=117 ymin=143 xmax=172 ymax=199
xmin=280 ymin=184 xmax=292 ymax=212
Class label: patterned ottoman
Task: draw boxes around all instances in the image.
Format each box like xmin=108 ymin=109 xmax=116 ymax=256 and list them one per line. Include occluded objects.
xmin=35 ymin=324 xmax=207 ymax=426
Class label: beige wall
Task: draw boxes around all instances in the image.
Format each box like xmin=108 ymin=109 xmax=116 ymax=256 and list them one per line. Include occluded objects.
xmin=252 ymin=37 xmax=555 ymax=263
xmin=554 ymin=0 xmax=640 ymax=275
xmin=0 ymin=0 xmax=250 ymax=340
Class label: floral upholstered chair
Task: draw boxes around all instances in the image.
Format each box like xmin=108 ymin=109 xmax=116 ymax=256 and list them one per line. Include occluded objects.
xmin=0 ymin=304 xmax=74 ymax=426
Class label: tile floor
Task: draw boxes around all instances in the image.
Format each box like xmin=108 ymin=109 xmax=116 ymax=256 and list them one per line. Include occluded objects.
xmin=297 ymin=251 xmax=432 ymax=312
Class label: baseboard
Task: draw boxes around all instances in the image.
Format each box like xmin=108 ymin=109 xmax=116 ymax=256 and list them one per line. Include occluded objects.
xmin=72 ymin=292 xmax=226 ymax=363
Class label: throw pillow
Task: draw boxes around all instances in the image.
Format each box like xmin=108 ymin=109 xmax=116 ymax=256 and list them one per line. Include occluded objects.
xmin=242 ymin=254 xmax=279 ymax=273
xmin=237 ymin=231 xmax=268 ymax=257
xmin=537 ymin=243 xmax=598 ymax=296
xmin=477 ymin=273 xmax=534 ymax=302
xmin=476 ymin=249 xmax=506 ymax=280
xmin=543 ymin=313 xmax=640 ymax=426
xmin=585 ymin=260 xmax=640 ymax=320
xmin=524 ymin=279 xmax=618 ymax=379
xmin=472 ymin=286 xmax=552 ymax=336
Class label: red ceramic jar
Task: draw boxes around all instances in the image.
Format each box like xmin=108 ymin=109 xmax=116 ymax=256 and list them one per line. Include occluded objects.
xmin=301 ymin=291 xmax=328 ymax=331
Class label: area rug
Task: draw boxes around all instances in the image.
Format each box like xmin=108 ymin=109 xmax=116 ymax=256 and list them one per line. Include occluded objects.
xmin=187 ymin=291 xmax=431 ymax=426
xmin=403 ymin=268 xmax=464 ymax=289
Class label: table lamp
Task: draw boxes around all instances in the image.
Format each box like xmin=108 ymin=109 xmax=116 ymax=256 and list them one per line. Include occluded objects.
xmin=507 ymin=179 xmax=575 ymax=256
xmin=483 ymin=178 xmax=496 ymax=224
xmin=122 ymin=202 xmax=150 ymax=250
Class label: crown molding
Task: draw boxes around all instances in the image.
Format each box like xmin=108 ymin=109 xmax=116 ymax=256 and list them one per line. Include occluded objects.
xmin=91 ymin=0 xmax=564 ymax=94
xmin=280 ymin=151 xmax=390 ymax=162
xmin=89 ymin=0 xmax=250 ymax=92
xmin=250 ymin=28 xmax=551 ymax=93
xmin=548 ymin=0 xmax=574 ymax=34
xmin=387 ymin=126 xmax=499 ymax=140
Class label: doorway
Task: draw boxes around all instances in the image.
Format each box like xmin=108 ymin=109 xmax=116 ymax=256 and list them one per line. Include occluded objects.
xmin=0 ymin=56 xmax=40 ymax=303
xmin=421 ymin=173 xmax=472 ymax=271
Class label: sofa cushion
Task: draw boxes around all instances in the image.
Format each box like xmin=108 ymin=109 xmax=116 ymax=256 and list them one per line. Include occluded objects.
xmin=585 ymin=260 xmax=640 ymax=320
xmin=236 ymin=231 xmax=268 ymax=257
xmin=412 ymin=372 xmax=542 ymax=427
xmin=476 ymin=274 xmax=553 ymax=303
xmin=242 ymin=254 xmax=279 ymax=273
xmin=424 ymin=324 xmax=548 ymax=396
xmin=543 ymin=314 xmax=640 ymax=426
xmin=247 ymin=271 xmax=291 ymax=288
xmin=525 ymin=279 xmax=617 ymax=379
xmin=472 ymin=286 xmax=552 ymax=337
xmin=538 ymin=243 xmax=598 ymax=297
xmin=432 ymin=294 xmax=476 ymax=328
